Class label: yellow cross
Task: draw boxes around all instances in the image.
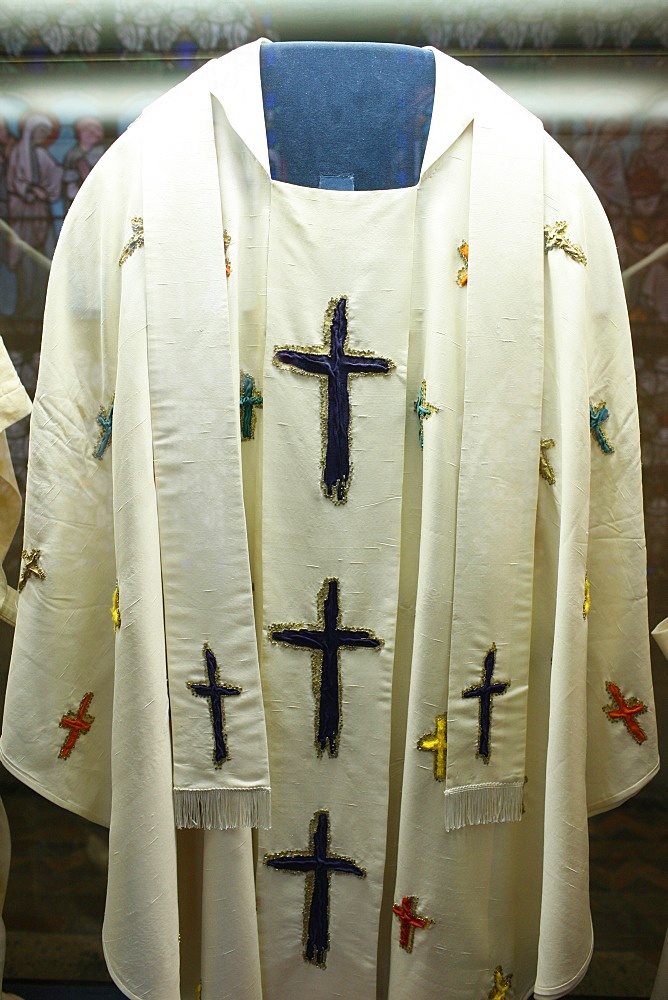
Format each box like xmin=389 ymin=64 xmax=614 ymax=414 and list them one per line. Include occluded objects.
xmin=488 ymin=965 xmax=513 ymax=1000
xmin=417 ymin=713 xmax=447 ymax=781
xmin=18 ymin=548 xmax=45 ymax=593
xmin=111 ymin=585 xmax=121 ymax=632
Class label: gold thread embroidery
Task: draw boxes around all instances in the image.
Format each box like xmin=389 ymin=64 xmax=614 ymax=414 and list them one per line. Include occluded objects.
xmin=603 ymin=680 xmax=648 ymax=745
xmin=414 ymin=379 xmax=439 ymax=449
xmin=118 ymin=217 xmax=144 ymax=267
xmin=456 ymin=240 xmax=469 ymax=286
xmin=539 ymin=438 xmax=556 ymax=485
xmin=488 ymin=965 xmax=513 ymax=1000
xmin=416 ymin=713 xmax=447 ymax=781
xmin=583 ymin=575 xmax=591 ymax=619
xmin=590 ymin=400 xmax=615 ymax=454
xmin=93 ymin=395 xmax=114 ymax=460
xmin=264 ymin=809 xmax=366 ymax=969
xmin=239 ymin=372 xmax=263 ymax=441
xmin=186 ymin=643 xmax=242 ymax=767
xmin=273 ymin=295 xmax=395 ymax=505
xmin=392 ymin=895 xmax=433 ymax=952
xmin=544 ymin=220 xmax=587 ymax=266
xmin=268 ymin=577 xmax=384 ymax=758
xmin=59 ymin=691 xmax=95 ymax=759
xmin=462 ymin=643 xmax=510 ymax=763
xmin=18 ymin=548 xmax=45 ymax=592
xmin=224 ymin=229 xmax=232 ymax=277
xmin=111 ymin=585 xmax=121 ymax=632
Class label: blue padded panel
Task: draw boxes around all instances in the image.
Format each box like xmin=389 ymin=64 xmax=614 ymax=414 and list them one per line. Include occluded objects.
xmin=260 ymin=42 xmax=435 ymax=190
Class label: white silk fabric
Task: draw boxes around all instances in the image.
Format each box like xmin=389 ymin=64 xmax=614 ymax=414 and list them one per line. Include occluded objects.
xmin=0 ymin=40 xmax=659 ymax=1000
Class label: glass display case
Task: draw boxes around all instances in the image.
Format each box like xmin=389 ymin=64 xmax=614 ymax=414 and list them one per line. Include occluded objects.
xmin=0 ymin=2 xmax=665 ymax=996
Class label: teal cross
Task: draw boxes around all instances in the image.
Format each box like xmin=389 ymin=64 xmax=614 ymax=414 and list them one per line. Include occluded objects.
xmin=240 ymin=373 xmax=263 ymax=441
xmin=590 ymin=400 xmax=614 ymax=454
xmin=94 ymin=400 xmax=114 ymax=460
xmin=414 ymin=379 xmax=438 ymax=449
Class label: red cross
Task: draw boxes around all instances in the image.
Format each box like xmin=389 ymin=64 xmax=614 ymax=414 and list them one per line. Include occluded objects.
xmin=392 ymin=895 xmax=432 ymax=952
xmin=59 ymin=692 xmax=95 ymax=759
xmin=603 ymin=681 xmax=647 ymax=745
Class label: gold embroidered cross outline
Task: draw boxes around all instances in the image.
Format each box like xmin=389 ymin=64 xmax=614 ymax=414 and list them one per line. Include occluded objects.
xmin=392 ymin=895 xmax=433 ymax=952
xmin=118 ymin=217 xmax=144 ymax=267
xmin=94 ymin=397 xmax=114 ymax=459
xmin=59 ymin=692 xmax=95 ymax=759
xmin=273 ymin=295 xmax=395 ymax=504
xmin=543 ymin=220 xmax=587 ymax=266
xmin=240 ymin=373 xmax=263 ymax=440
xmin=265 ymin=809 xmax=366 ymax=968
xmin=186 ymin=644 xmax=242 ymax=767
xmin=456 ymin=240 xmax=469 ymax=286
xmin=462 ymin=644 xmax=510 ymax=763
xmin=111 ymin=585 xmax=121 ymax=631
xmin=603 ymin=681 xmax=648 ymax=745
xmin=590 ymin=400 xmax=615 ymax=454
xmin=488 ymin=966 xmax=513 ymax=1000
xmin=414 ymin=379 xmax=439 ymax=449
xmin=417 ymin=713 xmax=447 ymax=780
xmin=268 ymin=578 xmax=383 ymax=757
xmin=224 ymin=229 xmax=232 ymax=277
xmin=539 ymin=438 xmax=556 ymax=485
xmin=18 ymin=548 xmax=45 ymax=592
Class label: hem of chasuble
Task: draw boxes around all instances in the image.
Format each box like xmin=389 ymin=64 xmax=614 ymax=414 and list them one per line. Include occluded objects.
xmin=0 ymin=746 xmax=110 ymax=828
xmin=103 ymin=948 xmax=148 ymax=1000
xmin=532 ymin=936 xmax=594 ymax=999
xmin=586 ymin=760 xmax=660 ymax=818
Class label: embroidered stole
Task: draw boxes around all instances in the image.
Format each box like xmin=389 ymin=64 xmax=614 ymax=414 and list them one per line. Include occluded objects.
xmin=142 ymin=63 xmax=271 ymax=831
xmin=443 ymin=76 xmax=544 ymax=829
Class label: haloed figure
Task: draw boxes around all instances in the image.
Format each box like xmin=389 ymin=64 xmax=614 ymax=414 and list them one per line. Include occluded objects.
xmin=7 ymin=113 xmax=63 ymax=319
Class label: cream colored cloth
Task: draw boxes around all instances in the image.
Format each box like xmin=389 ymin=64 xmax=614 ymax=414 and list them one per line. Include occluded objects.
xmin=0 ymin=338 xmax=31 ymax=626
xmin=0 ymin=40 xmax=659 ymax=1000
xmin=0 ymin=341 xmax=30 ymax=1000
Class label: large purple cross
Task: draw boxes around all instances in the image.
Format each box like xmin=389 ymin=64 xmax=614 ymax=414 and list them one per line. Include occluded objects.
xmin=273 ymin=296 xmax=394 ymax=503
xmin=265 ymin=809 xmax=366 ymax=968
xmin=186 ymin=644 xmax=242 ymax=767
xmin=462 ymin=644 xmax=510 ymax=762
xmin=269 ymin=578 xmax=382 ymax=757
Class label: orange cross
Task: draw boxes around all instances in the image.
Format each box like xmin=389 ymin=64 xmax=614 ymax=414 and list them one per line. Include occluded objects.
xmin=392 ymin=895 xmax=432 ymax=952
xmin=603 ymin=681 xmax=647 ymax=744
xmin=59 ymin=692 xmax=95 ymax=759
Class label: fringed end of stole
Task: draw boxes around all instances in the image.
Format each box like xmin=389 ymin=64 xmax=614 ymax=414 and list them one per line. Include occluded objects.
xmin=174 ymin=786 xmax=271 ymax=831
xmin=443 ymin=780 xmax=524 ymax=832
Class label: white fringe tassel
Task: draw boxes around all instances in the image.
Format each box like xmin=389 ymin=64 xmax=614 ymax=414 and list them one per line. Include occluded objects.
xmin=443 ymin=780 xmax=524 ymax=832
xmin=174 ymin=787 xmax=271 ymax=830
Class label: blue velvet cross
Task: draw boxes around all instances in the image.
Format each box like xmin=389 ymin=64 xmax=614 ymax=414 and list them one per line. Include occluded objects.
xmin=590 ymin=401 xmax=615 ymax=454
xmin=273 ymin=296 xmax=394 ymax=503
xmin=269 ymin=578 xmax=382 ymax=757
xmin=186 ymin=644 xmax=242 ymax=767
xmin=462 ymin=644 xmax=509 ymax=762
xmin=265 ymin=809 xmax=366 ymax=968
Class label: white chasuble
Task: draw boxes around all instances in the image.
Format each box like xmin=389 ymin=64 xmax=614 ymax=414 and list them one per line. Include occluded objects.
xmin=0 ymin=39 xmax=659 ymax=1000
